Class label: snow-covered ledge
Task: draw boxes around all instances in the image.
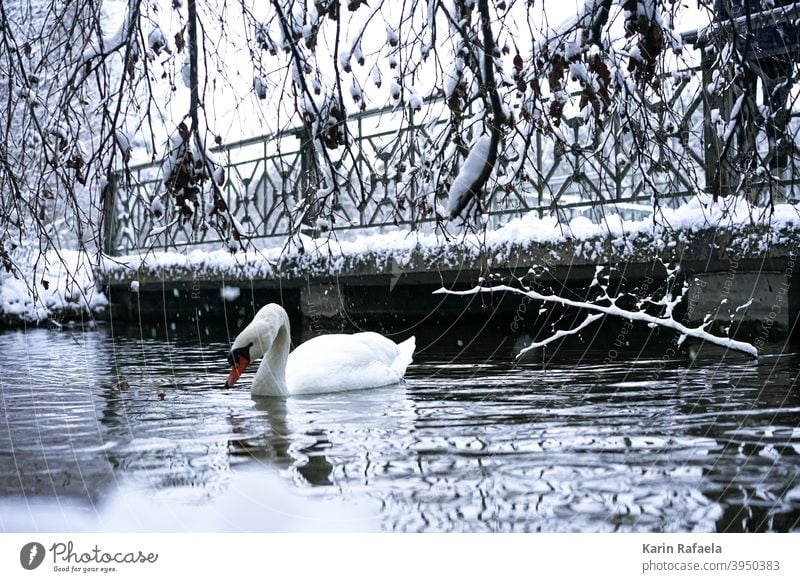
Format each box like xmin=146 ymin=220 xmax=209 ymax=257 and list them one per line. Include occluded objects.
xmin=98 ymin=199 xmax=799 ymax=335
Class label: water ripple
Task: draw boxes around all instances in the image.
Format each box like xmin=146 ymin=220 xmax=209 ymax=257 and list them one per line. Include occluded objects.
xmin=0 ymin=327 xmax=798 ymax=531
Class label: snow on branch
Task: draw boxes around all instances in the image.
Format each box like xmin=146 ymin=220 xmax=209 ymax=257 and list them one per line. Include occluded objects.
xmin=433 ymin=283 xmax=759 ymax=358
xmin=446 ymin=134 xmax=494 ymax=217
xmin=517 ymin=312 xmax=604 ymax=357
xmin=446 ymin=0 xmax=504 ymax=220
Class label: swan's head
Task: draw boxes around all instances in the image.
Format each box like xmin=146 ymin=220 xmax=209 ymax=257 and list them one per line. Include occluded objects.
xmin=224 ymin=338 xmax=255 ymax=388
xmin=224 ymin=304 xmax=290 ymax=388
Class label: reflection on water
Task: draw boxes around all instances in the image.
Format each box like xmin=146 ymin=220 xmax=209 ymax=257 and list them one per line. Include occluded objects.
xmin=0 ymin=325 xmax=798 ymax=532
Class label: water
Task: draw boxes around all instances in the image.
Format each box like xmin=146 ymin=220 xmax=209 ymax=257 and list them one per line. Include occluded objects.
xmin=0 ymin=324 xmax=798 ymax=532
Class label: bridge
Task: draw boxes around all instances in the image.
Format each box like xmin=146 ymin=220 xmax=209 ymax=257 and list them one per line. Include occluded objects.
xmin=100 ymin=14 xmax=800 ymax=342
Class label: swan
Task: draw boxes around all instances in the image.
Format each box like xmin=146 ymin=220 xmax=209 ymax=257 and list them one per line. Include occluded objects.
xmin=224 ymin=304 xmax=415 ymax=397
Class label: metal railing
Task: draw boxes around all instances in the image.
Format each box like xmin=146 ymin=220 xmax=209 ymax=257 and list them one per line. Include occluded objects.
xmin=105 ymin=18 xmax=800 ymax=256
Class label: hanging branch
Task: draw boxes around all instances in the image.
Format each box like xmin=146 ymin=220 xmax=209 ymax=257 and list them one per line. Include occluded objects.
xmin=188 ymin=0 xmax=201 ymax=142
xmin=448 ymin=0 xmax=505 ymax=220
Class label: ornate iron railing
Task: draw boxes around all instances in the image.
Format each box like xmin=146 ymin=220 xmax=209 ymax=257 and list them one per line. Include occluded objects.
xmin=105 ymin=21 xmax=799 ymax=256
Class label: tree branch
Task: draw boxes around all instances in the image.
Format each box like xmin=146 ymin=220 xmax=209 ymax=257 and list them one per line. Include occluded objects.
xmin=433 ymin=284 xmax=759 ymax=358
xmin=448 ymin=0 xmax=505 ymax=220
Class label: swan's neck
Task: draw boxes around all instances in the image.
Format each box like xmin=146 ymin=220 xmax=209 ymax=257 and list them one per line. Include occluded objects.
xmin=251 ymin=319 xmax=291 ymax=397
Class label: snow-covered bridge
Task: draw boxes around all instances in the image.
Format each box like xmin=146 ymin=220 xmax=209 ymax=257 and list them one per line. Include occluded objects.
xmin=101 ymin=198 xmax=799 ymax=343
xmin=103 ymin=6 xmax=800 ymax=258
xmin=100 ymin=15 xmax=800 ymax=340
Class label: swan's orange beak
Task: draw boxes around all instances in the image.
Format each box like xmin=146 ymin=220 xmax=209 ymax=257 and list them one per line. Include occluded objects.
xmin=224 ymin=356 xmax=250 ymax=388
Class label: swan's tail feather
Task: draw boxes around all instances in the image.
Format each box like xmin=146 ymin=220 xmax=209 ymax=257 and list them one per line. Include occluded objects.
xmin=393 ymin=336 xmax=416 ymax=378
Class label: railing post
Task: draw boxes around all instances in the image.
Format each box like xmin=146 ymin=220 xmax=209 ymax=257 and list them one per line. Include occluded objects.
xmin=297 ymin=125 xmax=318 ymax=227
xmin=573 ymin=123 xmax=580 ymax=201
xmin=701 ymin=42 xmax=734 ymax=198
xmin=101 ymin=171 xmax=118 ymax=255
xmin=265 ymin=138 xmax=273 ymax=237
xmin=358 ymin=114 xmax=365 ymax=226
xmin=613 ymin=116 xmax=623 ymax=200
xmin=408 ymin=107 xmax=416 ymax=225
xmin=536 ymin=132 xmax=543 ymax=217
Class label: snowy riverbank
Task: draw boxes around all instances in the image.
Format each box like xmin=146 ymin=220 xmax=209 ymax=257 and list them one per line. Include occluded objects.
xmin=0 ymin=250 xmax=108 ymax=325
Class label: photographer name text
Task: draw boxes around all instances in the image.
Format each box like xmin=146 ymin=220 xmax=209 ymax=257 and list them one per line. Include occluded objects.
xmin=642 ymin=543 xmax=722 ymax=555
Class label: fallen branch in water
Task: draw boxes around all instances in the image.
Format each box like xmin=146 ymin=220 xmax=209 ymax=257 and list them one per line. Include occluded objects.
xmin=433 ymin=283 xmax=759 ymax=358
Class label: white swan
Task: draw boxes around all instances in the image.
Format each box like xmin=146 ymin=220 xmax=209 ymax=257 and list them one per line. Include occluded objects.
xmin=224 ymin=304 xmax=415 ymax=397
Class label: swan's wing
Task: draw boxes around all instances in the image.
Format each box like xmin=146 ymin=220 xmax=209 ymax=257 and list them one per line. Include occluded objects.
xmin=286 ymin=333 xmax=414 ymax=394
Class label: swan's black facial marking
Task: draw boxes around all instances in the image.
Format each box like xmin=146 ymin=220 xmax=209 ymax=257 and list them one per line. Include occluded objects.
xmin=227 ymin=343 xmax=253 ymax=366
xmin=224 ymin=342 xmax=254 ymax=388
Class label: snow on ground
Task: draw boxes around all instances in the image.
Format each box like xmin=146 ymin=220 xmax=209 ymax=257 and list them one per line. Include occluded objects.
xmin=0 ymin=250 xmax=108 ymax=323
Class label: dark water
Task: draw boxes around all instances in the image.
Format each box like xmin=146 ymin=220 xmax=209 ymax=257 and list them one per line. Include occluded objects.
xmin=0 ymin=323 xmax=798 ymax=532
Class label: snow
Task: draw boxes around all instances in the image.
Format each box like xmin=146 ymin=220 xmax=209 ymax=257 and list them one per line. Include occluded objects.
xmin=409 ymin=88 xmax=423 ymax=111
xmin=353 ymin=42 xmax=365 ymax=66
xmin=254 ymin=76 xmax=267 ymax=100
xmin=338 ymin=47 xmax=351 ymax=71
xmin=567 ymin=215 xmax=596 ymax=239
xmin=99 ymin=196 xmax=800 ymax=303
xmin=389 ymin=77 xmax=401 ymax=100
xmin=371 ymin=64 xmax=382 ymax=88
xmin=0 ymin=129 xmax=781 ymax=327
xmin=386 ymin=25 xmax=398 ymax=47
xmin=94 ymin=200 xmax=800 ymax=349
xmin=220 ymin=286 xmax=241 ymax=301
xmin=350 ymin=77 xmax=363 ymax=102
xmin=444 ymin=70 xmax=460 ymax=99
xmin=519 ymin=313 xmax=604 ymax=355
xmin=446 ymin=135 xmax=493 ymax=215
xmin=150 ymin=196 xmax=164 ymax=216
xmin=148 ymin=27 xmax=167 ymax=54
xmin=114 ymin=130 xmax=132 ymax=153
xmin=0 ymin=470 xmax=377 ymax=532
xmin=569 ymin=61 xmax=589 ymax=83
xmin=0 ymin=0 xmax=792 ymax=330
xmin=213 ymin=165 xmax=225 ymax=186
xmin=0 ymin=250 xmax=108 ymax=323
xmin=230 ymin=216 xmax=251 ymax=238
xmin=435 ymin=284 xmax=760 ymax=358
xmin=564 ymin=41 xmax=582 ymax=61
